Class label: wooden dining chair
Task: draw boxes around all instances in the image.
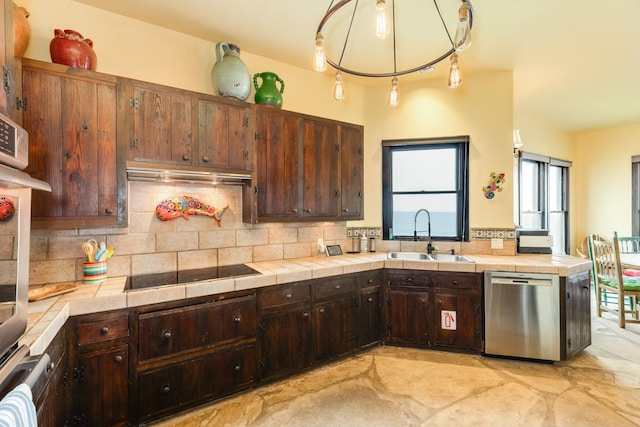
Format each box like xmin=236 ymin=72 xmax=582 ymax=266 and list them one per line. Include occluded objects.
xmin=618 ymin=235 xmax=640 ymax=254
xmin=588 ymin=234 xmax=640 ymax=328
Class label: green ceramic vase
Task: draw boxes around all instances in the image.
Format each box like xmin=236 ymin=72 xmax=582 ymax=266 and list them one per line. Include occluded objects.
xmin=253 ymin=72 xmax=284 ymax=108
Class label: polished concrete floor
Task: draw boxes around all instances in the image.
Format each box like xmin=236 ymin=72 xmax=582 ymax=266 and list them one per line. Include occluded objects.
xmin=150 ymin=306 xmax=640 ymax=427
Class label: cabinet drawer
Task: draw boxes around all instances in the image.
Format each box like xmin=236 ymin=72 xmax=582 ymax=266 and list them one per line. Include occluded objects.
xmin=314 ymin=277 xmax=356 ymax=300
xmin=357 ymin=270 xmax=383 ymax=287
xmin=138 ymin=344 xmax=256 ymax=420
xmin=433 ymin=272 xmax=480 ymax=289
xmin=78 ymin=315 xmax=129 ymax=346
xmin=387 ymin=270 xmax=432 ymax=287
xmin=138 ymin=295 xmax=256 ymax=362
xmin=260 ymin=283 xmax=311 ymax=309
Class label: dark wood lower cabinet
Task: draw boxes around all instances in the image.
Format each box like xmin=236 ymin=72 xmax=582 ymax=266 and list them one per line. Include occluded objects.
xmin=34 ymin=326 xmax=68 ymax=427
xmin=69 ymin=310 xmax=130 ymax=427
xmin=259 ymin=303 xmax=314 ymax=381
xmin=55 ymin=268 xmax=588 ymax=425
xmin=138 ymin=344 xmax=255 ymax=420
xmin=76 ymin=344 xmax=129 ymax=427
xmin=387 ymin=288 xmax=432 ymax=346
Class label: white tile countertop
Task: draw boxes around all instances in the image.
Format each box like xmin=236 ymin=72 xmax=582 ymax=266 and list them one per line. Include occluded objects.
xmin=22 ymin=252 xmax=592 ymax=356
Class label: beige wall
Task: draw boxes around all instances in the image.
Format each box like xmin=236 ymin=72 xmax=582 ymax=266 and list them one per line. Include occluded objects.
xmin=574 ymin=122 xmax=640 ymax=241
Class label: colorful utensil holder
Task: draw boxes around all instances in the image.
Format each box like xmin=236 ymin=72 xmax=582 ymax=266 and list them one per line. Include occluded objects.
xmin=83 ymin=261 xmax=107 ymax=284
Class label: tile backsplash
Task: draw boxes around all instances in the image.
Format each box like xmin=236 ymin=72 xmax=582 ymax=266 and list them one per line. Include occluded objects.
xmin=28 ymin=182 xmax=349 ymax=285
xmin=27 ymin=182 xmax=517 ymax=286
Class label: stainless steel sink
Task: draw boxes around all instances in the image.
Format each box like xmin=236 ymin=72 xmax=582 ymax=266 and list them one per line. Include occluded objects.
xmin=428 ymin=254 xmax=474 ymax=263
xmin=386 ymin=252 xmax=431 ymax=261
xmin=386 ymin=252 xmax=474 ymax=262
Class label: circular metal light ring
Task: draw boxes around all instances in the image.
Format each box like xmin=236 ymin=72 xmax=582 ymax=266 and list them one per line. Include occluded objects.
xmin=316 ymin=0 xmax=474 ymax=78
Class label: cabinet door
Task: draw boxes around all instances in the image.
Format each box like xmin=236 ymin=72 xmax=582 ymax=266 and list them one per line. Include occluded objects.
xmin=359 ymin=287 xmax=381 ymax=348
xmin=125 ymin=81 xmax=194 ymax=166
xmin=387 ymin=288 xmax=431 ymax=346
xmin=77 ymin=345 xmax=129 ymax=427
xmin=315 ymin=295 xmax=358 ymax=361
xmin=198 ymin=98 xmax=251 ymax=171
xmin=255 ymin=106 xmax=301 ymax=218
xmin=0 ymin=0 xmax=15 ymax=118
xmin=22 ymin=60 xmax=122 ymax=228
xmin=259 ymin=304 xmax=313 ymax=381
xmin=340 ymin=124 xmax=364 ymax=219
xmin=301 ymin=118 xmax=340 ymax=217
xmin=433 ymin=288 xmax=481 ymax=350
xmin=564 ymin=272 xmax=591 ymax=359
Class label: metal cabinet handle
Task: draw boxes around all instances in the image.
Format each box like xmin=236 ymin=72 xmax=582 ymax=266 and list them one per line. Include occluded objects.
xmin=234 ymin=364 xmax=241 ymax=372
xmin=114 ymin=354 xmax=124 ymax=363
xmin=182 ymin=154 xmax=190 ymax=161
xmin=420 ymin=298 xmax=426 ymax=303
xmin=304 ymin=208 xmax=312 ymax=213
xmin=100 ymin=326 xmax=109 ymax=334
xmin=104 ymin=208 xmax=113 ymax=214
xmin=367 ymin=297 xmax=373 ymax=302
xmin=163 ymin=331 xmax=172 ymax=339
xmin=367 ymin=279 xmax=373 ymax=284
xmin=202 ymin=155 xmax=209 ymax=162
xmin=452 ymin=280 xmax=459 ymax=286
xmin=343 ymin=208 xmax=349 ymax=212
xmin=335 ymin=284 xmax=341 ymax=290
xmin=233 ymin=315 xmax=241 ymax=323
xmin=285 ymin=293 xmax=292 ymax=299
xmin=303 ymin=312 xmax=310 ymax=318
xmin=162 ymin=385 xmax=170 ymax=393
xmin=319 ymin=308 xmax=325 ymax=313
xmin=292 ymin=208 xmax=298 ymax=213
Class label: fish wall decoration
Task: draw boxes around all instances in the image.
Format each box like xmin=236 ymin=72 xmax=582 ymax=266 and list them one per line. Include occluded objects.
xmin=155 ymin=196 xmax=228 ymax=227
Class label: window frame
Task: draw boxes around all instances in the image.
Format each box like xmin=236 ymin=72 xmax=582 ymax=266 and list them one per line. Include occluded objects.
xmin=517 ymin=151 xmax=571 ymax=254
xmin=381 ymin=136 xmax=470 ymax=241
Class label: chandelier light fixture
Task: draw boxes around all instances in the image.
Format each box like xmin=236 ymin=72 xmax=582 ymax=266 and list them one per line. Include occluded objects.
xmin=313 ymin=0 xmax=474 ymax=106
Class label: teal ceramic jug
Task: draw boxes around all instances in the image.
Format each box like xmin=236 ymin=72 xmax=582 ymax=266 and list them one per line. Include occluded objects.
xmin=253 ymin=72 xmax=284 ymax=108
xmin=211 ymin=42 xmax=251 ymax=101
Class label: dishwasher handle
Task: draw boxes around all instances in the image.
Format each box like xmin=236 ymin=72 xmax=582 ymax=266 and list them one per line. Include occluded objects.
xmin=490 ymin=277 xmax=553 ymax=286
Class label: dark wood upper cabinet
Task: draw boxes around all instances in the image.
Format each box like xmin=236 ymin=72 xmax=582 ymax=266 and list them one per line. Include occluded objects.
xmin=0 ymin=0 xmax=15 ymax=119
xmin=119 ymin=79 xmax=194 ymax=167
xmin=252 ymin=104 xmax=364 ymax=222
xmin=198 ymin=97 xmax=252 ymax=172
xmin=20 ymin=59 xmax=125 ymax=229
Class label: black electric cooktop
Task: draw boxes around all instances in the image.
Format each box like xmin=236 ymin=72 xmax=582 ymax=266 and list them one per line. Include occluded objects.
xmin=124 ymin=264 xmax=260 ymax=291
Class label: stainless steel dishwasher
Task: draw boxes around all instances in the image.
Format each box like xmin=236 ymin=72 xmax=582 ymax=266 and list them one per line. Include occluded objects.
xmin=484 ymin=271 xmax=560 ymax=361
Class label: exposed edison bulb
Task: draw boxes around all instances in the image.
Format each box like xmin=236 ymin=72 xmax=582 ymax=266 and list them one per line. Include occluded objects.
xmin=453 ymin=3 xmax=472 ymax=51
xmin=388 ymin=77 xmax=399 ymax=106
xmin=333 ymin=72 xmax=345 ymax=100
xmin=448 ymin=53 xmax=462 ymax=88
xmin=313 ymin=32 xmax=327 ymax=72
xmin=374 ymin=0 xmax=390 ymax=39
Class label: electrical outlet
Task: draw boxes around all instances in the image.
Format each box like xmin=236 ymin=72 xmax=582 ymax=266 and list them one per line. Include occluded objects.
xmin=491 ymin=238 xmax=503 ymax=249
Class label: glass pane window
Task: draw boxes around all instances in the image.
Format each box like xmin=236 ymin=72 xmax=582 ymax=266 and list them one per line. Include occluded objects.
xmin=382 ymin=138 xmax=469 ymax=241
xmin=518 ymin=154 xmax=570 ymax=254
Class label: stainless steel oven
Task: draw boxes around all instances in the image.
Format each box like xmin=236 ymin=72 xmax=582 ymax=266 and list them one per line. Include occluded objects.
xmin=0 ymin=112 xmax=51 ymax=396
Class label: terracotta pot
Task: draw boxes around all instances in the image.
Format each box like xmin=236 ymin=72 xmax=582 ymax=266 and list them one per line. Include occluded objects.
xmin=49 ymin=29 xmax=97 ymax=71
xmin=13 ymin=3 xmax=31 ymax=57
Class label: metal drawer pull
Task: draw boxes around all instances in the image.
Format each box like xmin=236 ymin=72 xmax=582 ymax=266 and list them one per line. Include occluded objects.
xmin=233 ymin=315 xmax=241 ymax=323
xmin=303 ymin=312 xmax=310 ymax=318
xmin=163 ymin=331 xmax=172 ymax=339
xmin=162 ymin=385 xmax=171 ymax=393
xmin=100 ymin=326 xmax=109 ymax=334
xmin=285 ymin=293 xmax=292 ymax=299
xmin=367 ymin=279 xmax=373 ymax=284
xmin=319 ymin=308 xmax=325 ymax=313
xmin=367 ymin=297 xmax=373 ymax=302
xmin=335 ymin=284 xmax=341 ymax=290
xmin=114 ymin=354 xmax=123 ymax=363
xmin=234 ymin=364 xmax=241 ymax=372
xmin=452 ymin=280 xmax=459 ymax=286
